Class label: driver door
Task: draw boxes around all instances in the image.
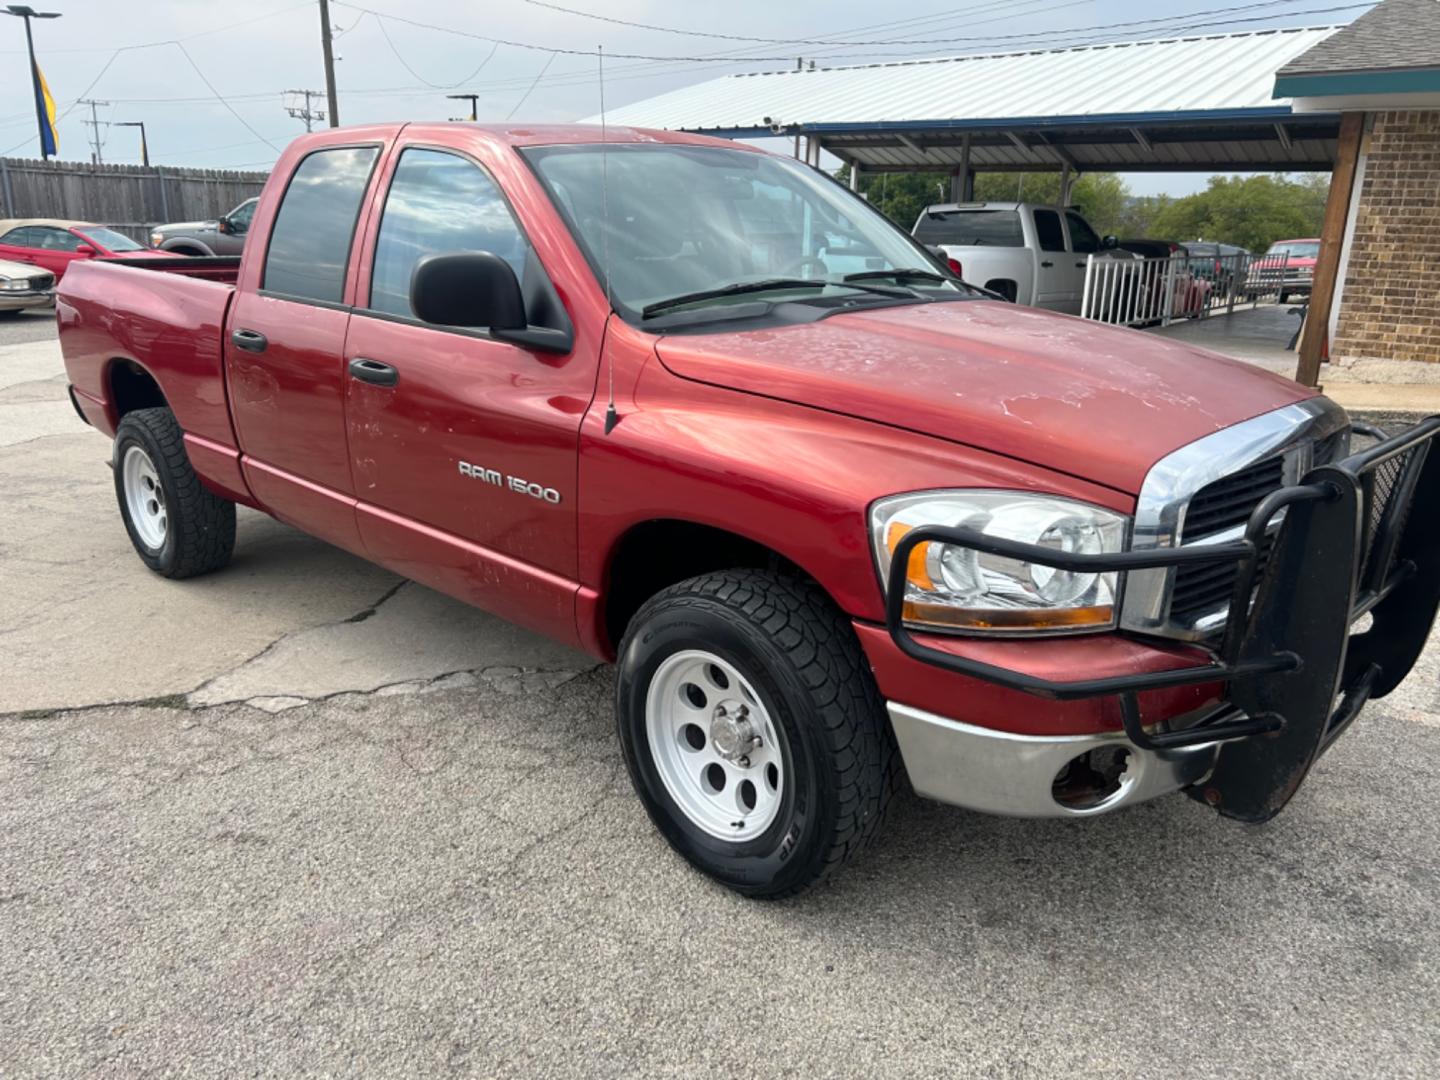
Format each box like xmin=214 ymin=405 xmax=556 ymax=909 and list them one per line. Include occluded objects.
xmin=342 ymin=145 xmax=594 ymax=638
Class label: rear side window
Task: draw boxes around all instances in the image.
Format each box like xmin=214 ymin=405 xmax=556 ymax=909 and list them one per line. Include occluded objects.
xmin=913 ymin=209 xmax=1023 ymax=247
xmin=368 ymin=148 xmax=530 ymax=318
xmin=1033 ymin=210 xmax=1065 ymax=253
xmin=1066 ymin=211 xmax=1101 ymax=254
xmin=0 ymin=226 xmax=36 ymax=247
xmin=263 ymin=146 xmax=379 ymax=303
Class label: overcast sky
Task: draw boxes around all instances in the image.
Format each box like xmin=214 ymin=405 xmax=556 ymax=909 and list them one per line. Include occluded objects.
xmin=1 ymin=0 xmax=1364 ymax=197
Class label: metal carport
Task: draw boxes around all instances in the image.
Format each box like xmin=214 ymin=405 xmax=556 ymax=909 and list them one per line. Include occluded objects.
xmin=589 ymin=26 xmax=1345 ymax=199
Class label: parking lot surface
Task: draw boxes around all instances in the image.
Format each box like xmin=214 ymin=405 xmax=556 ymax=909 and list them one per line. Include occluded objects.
xmin=3 ymin=318 xmax=1438 ymax=1077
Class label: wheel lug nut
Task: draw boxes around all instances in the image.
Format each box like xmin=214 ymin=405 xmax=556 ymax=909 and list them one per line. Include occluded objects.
xmin=737 ymin=755 xmax=750 ymax=768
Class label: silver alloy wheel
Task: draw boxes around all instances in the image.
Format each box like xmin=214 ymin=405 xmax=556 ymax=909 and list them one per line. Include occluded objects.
xmin=122 ymin=445 xmax=168 ymax=550
xmin=645 ymin=649 xmax=786 ymax=842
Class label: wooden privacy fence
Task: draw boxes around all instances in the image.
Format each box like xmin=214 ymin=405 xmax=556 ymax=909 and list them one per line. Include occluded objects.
xmin=0 ymin=158 xmax=269 ymax=242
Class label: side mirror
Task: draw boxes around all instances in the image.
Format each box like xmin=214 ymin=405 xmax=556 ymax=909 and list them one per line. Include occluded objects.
xmin=1102 ymin=235 xmax=1119 ymax=250
xmin=74 ymin=244 xmax=97 ymax=257
xmin=410 ymin=252 xmax=571 ymax=353
xmin=216 ymin=217 xmax=234 ymax=235
xmin=412 ymin=251 xmax=526 ymax=330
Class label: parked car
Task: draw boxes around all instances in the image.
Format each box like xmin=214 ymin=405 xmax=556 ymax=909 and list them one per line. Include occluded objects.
xmin=55 ymin=124 xmax=1440 ymax=898
xmin=0 ymin=219 xmax=171 ymax=283
xmin=149 ymin=197 xmax=258 ymax=256
xmin=911 ymin=201 xmax=1126 ymax=313
xmin=0 ymin=256 xmax=55 ymax=315
xmin=1184 ymin=241 xmax=1251 ymax=301
xmin=1116 ymin=238 xmax=1211 ymax=320
xmin=1254 ymin=237 xmax=1319 ymax=302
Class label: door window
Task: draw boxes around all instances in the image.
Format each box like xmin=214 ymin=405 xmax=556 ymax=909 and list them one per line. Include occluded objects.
xmin=262 ymin=145 xmax=379 ymax=303
xmin=369 ymin=148 xmax=530 ymax=319
xmin=229 ymin=199 xmax=257 ymax=233
xmin=1065 ymin=211 xmax=1101 ymax=254
xmin=36 ymin=227 xmax=82 ymax=252
xmin=1033 ymin=210 xmax=1065 ymax=253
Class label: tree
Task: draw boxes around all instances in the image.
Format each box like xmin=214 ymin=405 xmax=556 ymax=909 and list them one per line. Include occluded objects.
xmin=833 ymin=165 xmax=1130 ymax=234
xmin=1148 ymin=173 xmax=1330 ymax=252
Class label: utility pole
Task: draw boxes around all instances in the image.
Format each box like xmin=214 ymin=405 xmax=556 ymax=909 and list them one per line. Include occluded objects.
xmin=446 ymin=93 xmax=478 ymax=122
xmin=285 ymin=89 xmax=327 ymax=132
xmin=318 ymin=0 xmax=340 ymax=128
xmin=115 ymin=120 xmax=148 ymax=166
xmin=3 ymin=5 xmax=63 ymax=161
xmin=79 ymin=98 xmax=109 ymax=164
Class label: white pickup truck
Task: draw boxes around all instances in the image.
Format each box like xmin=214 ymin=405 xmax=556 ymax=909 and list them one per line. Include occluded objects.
xmin=913 ymin=201 xmax=1126 ymax=315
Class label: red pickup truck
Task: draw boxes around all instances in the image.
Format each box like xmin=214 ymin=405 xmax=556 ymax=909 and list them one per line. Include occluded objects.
xmin=58 ymin=124 xmax=1439 ymax=898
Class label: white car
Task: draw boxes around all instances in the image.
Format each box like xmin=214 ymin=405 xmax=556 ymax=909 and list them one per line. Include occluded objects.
xmin=913 ymin=201 xmax=1127 ymax=315
xmin=0 ymin=257 xmax=55 ymax=315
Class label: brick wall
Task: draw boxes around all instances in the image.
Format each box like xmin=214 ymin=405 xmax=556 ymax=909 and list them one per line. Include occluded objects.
xmin=1333 ymin=110 xmax=1440 ymax=364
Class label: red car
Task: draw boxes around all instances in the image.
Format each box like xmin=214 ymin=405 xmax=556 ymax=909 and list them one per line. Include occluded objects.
xmin=53 ymin=124 xmax=1440 ymax=898
xmin=0 ymin=218 xmax=172 ymax=282
xmin=1259 ymin=237 xmax=1320 ymax=302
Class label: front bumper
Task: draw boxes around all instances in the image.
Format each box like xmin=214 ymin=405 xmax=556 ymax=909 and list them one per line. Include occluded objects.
xmin=0 ymin=288 xmax=53 ymax=311
xmin=882 ymin=416 xmax=1440 ymax=823
xmin=889 ymin=703 xmax=1218 ymax=817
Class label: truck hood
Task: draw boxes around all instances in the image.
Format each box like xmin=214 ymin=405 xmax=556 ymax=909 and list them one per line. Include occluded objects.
xmin=153 ymin=220 xmax=216 ymax=235
xmin=653 ymin=299 xmax=1317 ymax=494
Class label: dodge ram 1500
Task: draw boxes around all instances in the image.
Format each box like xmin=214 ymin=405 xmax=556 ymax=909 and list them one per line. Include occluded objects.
xmin=58 ymin=123 xmax=1439 ymax=898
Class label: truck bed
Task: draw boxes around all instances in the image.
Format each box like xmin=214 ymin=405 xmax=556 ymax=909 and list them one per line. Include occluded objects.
xmin=58 ymin=257 xmax=239 ymax=451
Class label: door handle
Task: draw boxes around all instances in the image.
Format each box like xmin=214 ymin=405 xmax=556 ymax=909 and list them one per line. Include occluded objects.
xmin=1076 ymin=261 xmax=1087 ymax=268
xmin=1040 ymin=261 xmax=1054 ymax=268
xmin=230 ymin=328 xmax=268 ymax=353
xmin=349 ymin=357 xmax=399 ymax=387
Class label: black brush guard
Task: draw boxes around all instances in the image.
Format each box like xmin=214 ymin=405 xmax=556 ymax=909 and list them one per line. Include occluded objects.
xmin=885 ymin=416 xmax=1440 ymax=823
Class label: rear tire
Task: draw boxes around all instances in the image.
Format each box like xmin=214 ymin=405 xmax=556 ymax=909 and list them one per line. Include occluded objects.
xmin=616 ymin=570 xmax=899 ymax=898
xmin=113 ymin=407 xmax=235 ymax=579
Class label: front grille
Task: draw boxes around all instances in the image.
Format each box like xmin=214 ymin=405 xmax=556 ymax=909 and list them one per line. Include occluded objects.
xmin=27 ymin=273 xmax=54 ymax=291
xmin=1166 ymin=429 xmax=1351 ymax=631
xmin=1169 ymin=457 xmax=1286 ymax=627
xmin=1181 ymin=456 xmax=1285 ymax=539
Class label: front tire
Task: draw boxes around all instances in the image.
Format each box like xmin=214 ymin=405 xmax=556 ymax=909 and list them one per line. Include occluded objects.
xmin=616 ymin=570 xmax=899 ymax=898
xmin=114 ymin=407 xmax=236 ymax=579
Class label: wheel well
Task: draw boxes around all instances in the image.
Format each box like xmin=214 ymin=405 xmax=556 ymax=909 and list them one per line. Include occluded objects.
xmin=985 ymin=279 xmax=1018 ymax=302
xmin=109 ymin=359 xmax=167 ymax=417
xmin=603 ymin=520 xmax=801 ymax=650
xmin=166 ymin=245 xmax=208 ymax=257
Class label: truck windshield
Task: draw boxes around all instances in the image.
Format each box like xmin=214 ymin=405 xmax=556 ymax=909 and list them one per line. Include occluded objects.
xmin=523 ymin=143 xmax=973 ymax=324
xmin=1266 ymin=241 xmax=1320 ymax=260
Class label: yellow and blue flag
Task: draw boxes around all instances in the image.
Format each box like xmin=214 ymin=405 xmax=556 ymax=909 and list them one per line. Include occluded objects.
xmin=32 ymin=59 xmax=58 ymax=157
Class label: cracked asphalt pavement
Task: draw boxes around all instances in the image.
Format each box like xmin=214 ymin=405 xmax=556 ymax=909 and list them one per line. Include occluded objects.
xmin=4 ymin=313 xmax=1439 ymax=1077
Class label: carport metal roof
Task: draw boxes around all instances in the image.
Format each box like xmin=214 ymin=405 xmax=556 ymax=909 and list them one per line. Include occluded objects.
xmin=590 ymin=26 xmax=1345 ymax=172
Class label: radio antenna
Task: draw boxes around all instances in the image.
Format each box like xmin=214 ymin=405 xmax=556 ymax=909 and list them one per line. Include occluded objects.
xmin=598 ymin=44 xmax=619 ymax=436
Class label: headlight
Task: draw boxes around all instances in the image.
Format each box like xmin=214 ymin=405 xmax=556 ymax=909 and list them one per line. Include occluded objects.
xmin=0 ymin=276 xmax=13 ymax=290
xmin=871 ymin=491 xmax=1128 ymax=634
xmin=149 ymin=232 xmax=163 ymax=248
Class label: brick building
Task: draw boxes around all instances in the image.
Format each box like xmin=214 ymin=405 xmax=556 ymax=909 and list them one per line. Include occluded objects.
xmin=1276 ymin=0 xmax=1440 ymax=373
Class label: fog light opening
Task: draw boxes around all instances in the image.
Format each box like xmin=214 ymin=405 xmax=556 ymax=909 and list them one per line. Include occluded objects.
xmin=1052 ymin=746 xmax=1132 ymax=812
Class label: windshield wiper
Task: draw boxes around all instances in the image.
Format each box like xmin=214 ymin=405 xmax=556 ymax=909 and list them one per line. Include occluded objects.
xmin=641 ymin=277 xmax=909 ymax=319
xmin=844 ymin=268 xmax=950 ymax=285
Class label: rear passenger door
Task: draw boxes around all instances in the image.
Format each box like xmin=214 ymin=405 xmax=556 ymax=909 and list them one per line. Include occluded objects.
xmin=226 ymin=143 xmax=381 ymax=553
xmin=1031 ymin=209 xmax=1070 ymax=311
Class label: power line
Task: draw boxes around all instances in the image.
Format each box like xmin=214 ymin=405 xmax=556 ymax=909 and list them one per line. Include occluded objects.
xmin=506 ymin=51 xmax=558 ymax=120
xmin=173 ymin=41 xmax=282 ymax=153
xmin=373 ymin=16 xmax=501 ymax=89
xmin=525 ymin=0 xmax=1367 ymax=49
